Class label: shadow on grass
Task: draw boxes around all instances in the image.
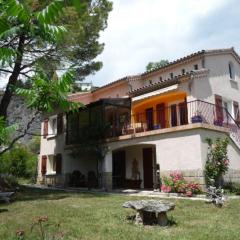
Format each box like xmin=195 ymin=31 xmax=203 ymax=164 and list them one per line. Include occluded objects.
xmin=14 ymin=186 xmax=111 ymax=203
xmin=125 ymin=213 xmax=177 ymax=228
xmin=0 ymin=208 xmax=8 ymax=213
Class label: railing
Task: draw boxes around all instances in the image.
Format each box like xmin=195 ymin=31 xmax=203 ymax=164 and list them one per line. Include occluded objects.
xmin=110 ymin=100 xmax=240 ymax=147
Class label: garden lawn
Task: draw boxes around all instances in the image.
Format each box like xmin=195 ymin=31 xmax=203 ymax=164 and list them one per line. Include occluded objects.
xmin=0 ymin=187 xmax=240 ymax=240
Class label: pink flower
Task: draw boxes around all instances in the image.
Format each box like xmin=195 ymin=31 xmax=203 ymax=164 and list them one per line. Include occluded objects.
xmin=186 ymin=191 xmax=192 ymax=197
xmin=161 ymin=185 xmax=171 ymax=193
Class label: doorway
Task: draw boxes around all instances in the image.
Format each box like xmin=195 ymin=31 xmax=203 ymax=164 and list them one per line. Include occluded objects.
xmin=143 ymin=148 xmax=153 ymax=189
xmin=112 ymin=150 xmax=126 ymax=188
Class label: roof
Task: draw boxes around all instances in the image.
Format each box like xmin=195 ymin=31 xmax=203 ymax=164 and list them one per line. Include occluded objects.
xmin=69 ymin=47 xmax=239 ymax=99
xmin=129 ymin=69 xmax=209 ymax=97
xmin=141 ymin=47 xmax=240 ymax=77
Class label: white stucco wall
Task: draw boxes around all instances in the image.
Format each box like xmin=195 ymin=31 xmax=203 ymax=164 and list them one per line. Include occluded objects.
xmin=199 ymin=129 xmax=240 ymax=170
xmin=105 ymin=128 xmax=204 ymax=174
xmin=191 ymin=53 xmax=240 ymax=106
xmin=155 ymin=130 xmax=202 ymax=172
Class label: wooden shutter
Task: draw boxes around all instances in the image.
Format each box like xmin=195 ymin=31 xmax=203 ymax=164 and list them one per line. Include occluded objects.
xmin=171 ymin=104 xmax=177 ymax=127
xmin=57 ymin=113 xmax=64 ymax=135
xmin=41 ymin=155 xmax=47 ymax=175
xmin=233 ymin=101 xmax=240 ymax=122
xmin=179 ymin=100 xmax=188 ymax=125
xmin=43 ymin=119 xmax=48 ymax=138
xmin=215 ymin=95 xmax=223 ymax=121
xmin=56 ymin=153 xmax=62 ymax=174
xmin=156 ymin=103 xmax=166 ymax=128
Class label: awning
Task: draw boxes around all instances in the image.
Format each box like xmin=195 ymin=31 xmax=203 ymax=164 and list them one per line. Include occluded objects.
xmin=132 ymin=84 xmax=179 ymax=102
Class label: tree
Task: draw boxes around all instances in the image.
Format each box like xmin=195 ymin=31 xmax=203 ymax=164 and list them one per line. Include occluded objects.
xmin=0 ymin=0 xmax=112 ymax=153
xmin=0 ymin=0 xmax=112 ymax=119
xmin=146 ymin=59 xmax=169 ymax=71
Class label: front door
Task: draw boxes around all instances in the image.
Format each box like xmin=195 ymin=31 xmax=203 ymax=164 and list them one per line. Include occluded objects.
xmin=143 ymin=148 xmax=153 ymax=189
xmin=112 ymin=150 xmax=126 ymax=188
xmin=145 ymin=108 xmax=154 ymax=130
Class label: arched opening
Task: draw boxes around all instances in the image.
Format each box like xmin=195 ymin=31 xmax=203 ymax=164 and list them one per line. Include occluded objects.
xmin=112 ymin=144 xmax=157 ymax=189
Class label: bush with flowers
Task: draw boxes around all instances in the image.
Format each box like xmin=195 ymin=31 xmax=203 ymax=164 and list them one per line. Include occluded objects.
xmin=204 ymin=138 xmax=229 ymax=187
xmin=161 ymin=171 xmax=201 ymax=197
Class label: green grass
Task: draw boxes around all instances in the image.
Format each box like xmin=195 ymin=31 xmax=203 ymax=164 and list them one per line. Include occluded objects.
xmin=0 ymin=187 xmax=240 ymax=240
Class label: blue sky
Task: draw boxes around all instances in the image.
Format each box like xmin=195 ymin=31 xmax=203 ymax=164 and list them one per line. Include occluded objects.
xmin=86 ymin=0 xmax=240 ymax=87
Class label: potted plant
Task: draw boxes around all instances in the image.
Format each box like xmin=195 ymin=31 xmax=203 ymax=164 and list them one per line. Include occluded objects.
xmin=214 ymin=119 xmax=223 ymax=126
xmin=191 ymin=111 xmax=203 ymax=123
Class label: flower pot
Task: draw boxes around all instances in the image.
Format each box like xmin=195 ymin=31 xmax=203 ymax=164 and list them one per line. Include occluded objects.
xmin=214 ymin=120 xmax=223 ymax=126
xmin=191 ymin=115 xmax=203 ymax=123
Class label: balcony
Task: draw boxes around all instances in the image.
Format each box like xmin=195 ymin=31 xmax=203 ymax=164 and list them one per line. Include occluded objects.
xmin=66 ymin=98 xmax=240 ymax=148
xmin=108 ymin=100 xmax=240 ymax=147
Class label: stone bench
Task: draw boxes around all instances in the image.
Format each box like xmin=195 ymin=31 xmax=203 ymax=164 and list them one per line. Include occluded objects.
xmin=0 ymin=192 xmax=15 ymax=204
xmin=123 ymin=200 xmax=175 ymax=226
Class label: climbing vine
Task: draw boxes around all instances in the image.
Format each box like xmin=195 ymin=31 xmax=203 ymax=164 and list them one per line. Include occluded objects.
xmin=204 ymin=138 xmax=229 ymax=187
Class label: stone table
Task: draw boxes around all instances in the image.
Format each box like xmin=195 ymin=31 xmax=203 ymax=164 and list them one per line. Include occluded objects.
xmin=123 ymin=200 xmax=175 ymax=226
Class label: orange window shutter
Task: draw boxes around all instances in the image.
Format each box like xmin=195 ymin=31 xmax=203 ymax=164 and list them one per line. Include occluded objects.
xmin=41 ymin=155 xmax=47 ymax=175
xmin=215 ymin=95 xmax=223 ymax=121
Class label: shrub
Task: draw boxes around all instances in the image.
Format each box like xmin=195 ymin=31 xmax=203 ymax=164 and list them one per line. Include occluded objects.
xmin=204 ymin=138 xmax=229 ymax=187
xmin=161 ymin=171 xmax=201 ymax=196
xmin=0 ymin=144 xmax=37 ymax=179
xmin=223 ymin=182 xmax=240 ymax=195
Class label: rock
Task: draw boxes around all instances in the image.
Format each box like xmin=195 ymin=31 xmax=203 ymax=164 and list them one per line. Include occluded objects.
xmin=123 ymin=200 xmax=175 ymax=213
xmin=123 ymin=200 xmax=175 ymax=226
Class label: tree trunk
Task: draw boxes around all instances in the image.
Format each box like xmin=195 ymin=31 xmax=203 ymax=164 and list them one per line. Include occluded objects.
xmin=0 ymin=34 xmax=25 ymax=119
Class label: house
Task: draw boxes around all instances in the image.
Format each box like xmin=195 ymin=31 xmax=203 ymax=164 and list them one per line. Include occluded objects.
xmin=37 ymin=47 xmax=240 ymax=190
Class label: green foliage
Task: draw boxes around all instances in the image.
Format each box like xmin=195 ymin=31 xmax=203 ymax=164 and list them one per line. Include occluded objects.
xmin=0 ymin=117 xmax=17 ymax=145
xmin=0 ymin=144 xmax=36 ymax=178
xmin=146 ymin=59 xmax=169 ymax=71
xmin=204 ymin=138 xmax=229 ymax=186
xmin=28 ymin=136 xmax=40 ymax=154
xmin=223 ymin=182 xmax=240 ymax=195
xmin=15 ymin=69 xmax=82 ymax=112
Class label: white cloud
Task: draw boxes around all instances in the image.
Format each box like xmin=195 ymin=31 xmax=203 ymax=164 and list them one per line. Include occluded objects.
xmin=1 ymin=0 xmax=237 ymax=89
xmin=87 ymin=0 xmax=237 ymax=86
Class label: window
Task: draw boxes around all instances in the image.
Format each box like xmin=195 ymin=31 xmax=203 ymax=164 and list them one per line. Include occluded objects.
xmin=47 ymin=155 xmax=56 ymax=174
xmin=170 ymin=73 xmax=173 ymax=79
xmin=182 ymin=69 xmax=185 ymax=74
xmin=48 ymin=116 xmax=57 ymax=137
xmin=222 ymin=98 xmax=234 ymax=122
xmin=194 ymin=64 xmax=198 ymax=70
xmin=229 ymin=62 xmax=235 ymax=80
